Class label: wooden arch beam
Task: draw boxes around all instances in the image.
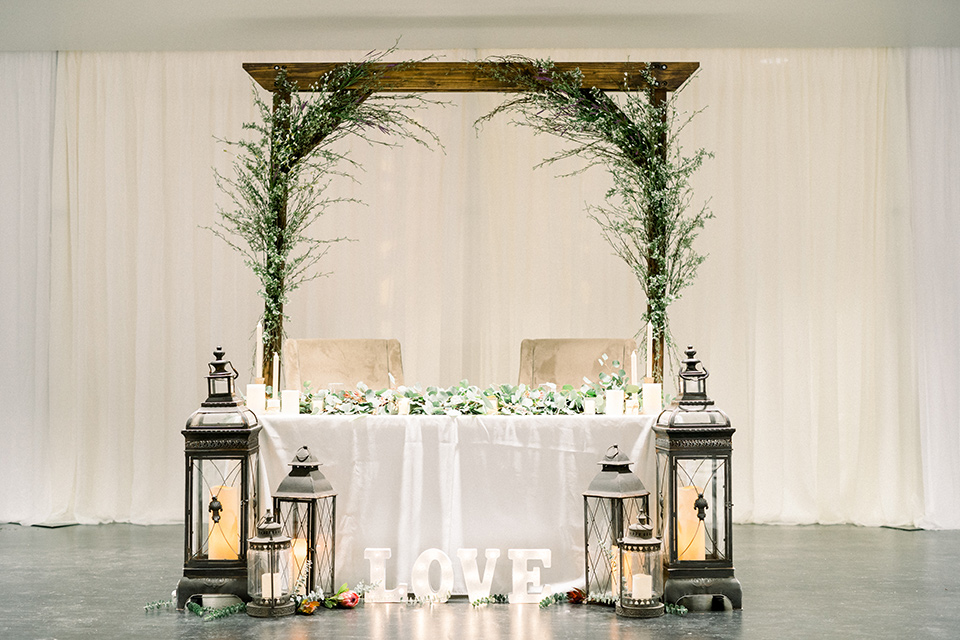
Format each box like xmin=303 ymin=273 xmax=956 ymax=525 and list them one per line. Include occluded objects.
xmin=243 ymin=61 xmax=699 ymax=93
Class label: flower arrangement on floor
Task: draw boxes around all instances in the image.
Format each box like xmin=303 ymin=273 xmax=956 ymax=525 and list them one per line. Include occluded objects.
xmin=292 ymin=358 xmax=644 ymax=416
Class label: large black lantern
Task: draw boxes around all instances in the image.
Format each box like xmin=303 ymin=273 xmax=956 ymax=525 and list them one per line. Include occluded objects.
xmin=176 ymin=347 xmax=261 ymax=609
xmin=272 ymin=445 xmax=337 ymax=598
xmin=655 ymin=346 xmax=741 ymax=610
xmin=583 ymin=444 xmax=650 ymax=604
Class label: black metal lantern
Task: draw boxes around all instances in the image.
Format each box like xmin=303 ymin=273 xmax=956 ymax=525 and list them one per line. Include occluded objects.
xmin=246 ymin=511 xmax=296 ymax=617
xmin=583 ymin=444 xmax=650 ymax=604
xmin=655 ymin=346 xmax=741 ymax=610
xmin=272 ymin=445 xmax=337 ymax=598
xmin=175 ymin=347 xmax=261 ymax=609
xmin=616 ymin=511 xmax=665 ymax=618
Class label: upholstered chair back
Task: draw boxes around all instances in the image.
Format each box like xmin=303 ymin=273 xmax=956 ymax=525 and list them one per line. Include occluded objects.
xmin=517 ymin=338 xmax=638 ymax=389
xmin=283 ymin=338 xmax=404 ymax=391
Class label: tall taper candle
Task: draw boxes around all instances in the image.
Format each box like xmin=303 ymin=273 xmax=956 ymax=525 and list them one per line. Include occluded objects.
xmin=630 ymin=350 xmax=638 ymax=385
xmin=646 ymin=322 xmax=654 ymax=379
xmin=255 ymin=321 xmax=263 ymax=379
xmin=272 ymin=352 xmax=279 ymax=397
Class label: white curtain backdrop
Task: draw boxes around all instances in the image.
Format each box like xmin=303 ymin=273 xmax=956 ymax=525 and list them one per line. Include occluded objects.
xmin=0 ymin=52 xmax=57 ymax=525
xmin=908 ymin=48 xmax=960 ymax=530
xmin=0 ymin=47 xmax=955 ymax=528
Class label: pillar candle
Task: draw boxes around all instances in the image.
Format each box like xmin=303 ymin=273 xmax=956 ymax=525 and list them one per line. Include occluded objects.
xmin=281 ymin=390 xmax=300 ymax=415
xmin=642 ymin=382 xmax=662 ymax=415
xmin=605 ymin=389 xmax=625 ymax=416
xmin=292 ymin=537 xmax=308 ymax=586
xmin=631 ymin=573 xmax=653 ymax=600
xmin=261 ymin=572 xmax=283 ymax=599
xmin=246 ymin=384 xmax=266 ymax=413
xmin=677 ymin=485 xmax=707 ymax=561
xmin=583 ymin=398 xmax=596 ymax=415
xmin=208 ymin=486 xmax=239 ymax=560
xmin=272 ymin=352 xmax=280 ymax=397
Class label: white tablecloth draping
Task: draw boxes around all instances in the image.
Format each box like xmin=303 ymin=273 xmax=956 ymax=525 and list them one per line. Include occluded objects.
xmin=258 ymin=413 xmax=656 ymax=596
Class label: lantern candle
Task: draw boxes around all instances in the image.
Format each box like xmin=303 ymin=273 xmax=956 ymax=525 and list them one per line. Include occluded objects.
xmin=292 ymin=538 xmax=308 ymax=585
xmin=677 ymin=485 xmax=706 ymax=561
xmin=632 ymin=573 xmax=653 ymax=600
xmin=261 ymin=572 xmax=283 ymax=600
xmin=208 ymin=485 xmax=240 ymax=560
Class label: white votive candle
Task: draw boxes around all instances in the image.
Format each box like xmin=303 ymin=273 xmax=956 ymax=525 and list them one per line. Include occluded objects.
xmin=583 ymin=398 xmax=596 ymax=415
xmin=281 ymin=390 xmax=300 ymax=415
xmin=266 ymin=398 xmax=280 ymax=413
xmin=397 ymin=397 xmax=411 ymax=415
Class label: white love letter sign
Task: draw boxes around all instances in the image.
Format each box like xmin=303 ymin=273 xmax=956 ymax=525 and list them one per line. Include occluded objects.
xmin=411 ymin=548 xmax=455 ymax=602
xmin=456 ymin=548 xmax=500 ymax=602
xmin=363 ymin=548 xmax=408 ymax=603
xmin=507 ymin=549 xmax=551 ymax=604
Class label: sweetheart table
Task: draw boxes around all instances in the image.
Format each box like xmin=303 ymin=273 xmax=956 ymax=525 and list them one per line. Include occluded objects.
xmin=257 ymin=413 xmax=656 ymax=596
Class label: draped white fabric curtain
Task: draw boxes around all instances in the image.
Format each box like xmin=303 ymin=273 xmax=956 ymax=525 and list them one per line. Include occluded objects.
xmin=0 ymin=47 xmax=955 ymax=528
xmin=908 ymin=49 xmax=960 ymax=530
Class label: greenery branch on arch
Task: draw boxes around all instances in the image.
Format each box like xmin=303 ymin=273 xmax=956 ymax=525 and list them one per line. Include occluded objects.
xmin=209 ymin=49 xmax=441 ymax=383
xmin=476 ymin=57 xmax=713 ymax=383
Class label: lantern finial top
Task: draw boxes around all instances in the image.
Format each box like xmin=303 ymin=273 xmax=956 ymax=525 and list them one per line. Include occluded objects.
xmin=289 ymin=445 xmax=321 ymax=469
xmin=680 ymin=346 xmax=708 ymax=382
xmin=257 ymin=510 xmax=282 ymax=538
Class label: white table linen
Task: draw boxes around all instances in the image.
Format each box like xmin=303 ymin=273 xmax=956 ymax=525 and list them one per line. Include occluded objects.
xmin=258 ymin=413 xmax=656 ymax=596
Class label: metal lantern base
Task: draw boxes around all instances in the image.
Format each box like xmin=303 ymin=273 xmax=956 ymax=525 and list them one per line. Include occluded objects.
xmin=175 ymin=576 xmax=248 ymax=610
xmin=664 ymin=576 xmax=742 ymax=610
xmin=616 ymin=601 xmax=665 ymax=618
xmin=246 ymin=600 xmax=297 ymax=617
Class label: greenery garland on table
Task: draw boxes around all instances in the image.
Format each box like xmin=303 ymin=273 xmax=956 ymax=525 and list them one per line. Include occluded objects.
xmin=209 ymin=47 xmax=441 ymax=382
xmin=476 ymin=57 xmax=713 ymax=382
xmin=292 ymin=357 xmax=651 ymax=416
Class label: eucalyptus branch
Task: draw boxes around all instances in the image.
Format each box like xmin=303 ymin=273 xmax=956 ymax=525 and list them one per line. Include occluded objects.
xmin=477 ymin=56 xmax=712 ymax=380
xmin=208 ymin=46 xmax=442 ymax=377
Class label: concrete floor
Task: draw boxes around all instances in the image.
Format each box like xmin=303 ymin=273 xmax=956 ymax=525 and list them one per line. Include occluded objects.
xmin=0 ymin=522 xmax=958 ymax=639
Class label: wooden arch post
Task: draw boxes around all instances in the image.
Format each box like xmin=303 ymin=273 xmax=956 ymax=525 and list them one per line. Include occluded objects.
xmin=244 ymin=61 xmax=699 ymax=385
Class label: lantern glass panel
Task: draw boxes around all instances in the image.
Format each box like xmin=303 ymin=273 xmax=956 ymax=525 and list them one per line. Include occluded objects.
xmin=663 ymin=456 xmax=728 ymax=562
xmin=621 ymin=545 xmax=663 ymax=604
xmin=584 ymin=496 xmax=643 ymax=601
xmin=248 ymin=545 xmax=293 ymax=602
xmin=190 ymin=458 xmax=243 ymax=561
xmin=211 ymin=377 xmax=230 ymax=396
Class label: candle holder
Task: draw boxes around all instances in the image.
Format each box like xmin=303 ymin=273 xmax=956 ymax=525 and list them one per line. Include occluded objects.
xmin=176 ymin=347 xmax=261 ymax=609
xmin=246 ymin=511 xmax=296 ymax=617
xmin=583 ymin=445 xmax=650 ymax=604
xmin=616 ymin=511 xmax=665 ymax=618
xmin=655 ymin=346 xmax=741 ymax=610
xmin=273 ymin=446 xmax=337 ymax=598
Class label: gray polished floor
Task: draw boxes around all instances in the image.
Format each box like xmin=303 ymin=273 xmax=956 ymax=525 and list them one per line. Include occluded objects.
xmin=0 ymin=522 xmax=958 ymax=639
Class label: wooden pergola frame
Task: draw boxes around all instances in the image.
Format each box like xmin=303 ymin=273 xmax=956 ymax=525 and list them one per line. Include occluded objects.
xmin=242 ymin=61 xmax=699 ymax=383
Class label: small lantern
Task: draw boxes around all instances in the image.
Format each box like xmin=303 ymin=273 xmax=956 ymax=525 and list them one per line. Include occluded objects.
xmin=616 ymin=512 xmax=665 ymax=618
xmin=246 ymin=511 xmax=296 ymax=617
xmin=655 ymin=346 xmax=742 ymax=610
xmin=176 ymin=347 xmax=261 ymax=609
xmin=583 ymin=444 xmax=650 ymax=604
xmin=272 ymin=445 xmax=337 ymax=598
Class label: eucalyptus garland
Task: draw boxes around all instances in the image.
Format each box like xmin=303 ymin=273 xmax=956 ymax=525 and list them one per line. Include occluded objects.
xmin=476 ymin=57 xmax=712 ymax=382
xmin=211 ymin=48 xmax=441 ymax=381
